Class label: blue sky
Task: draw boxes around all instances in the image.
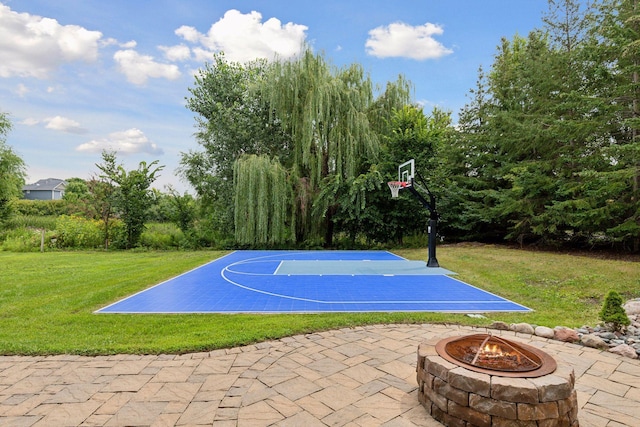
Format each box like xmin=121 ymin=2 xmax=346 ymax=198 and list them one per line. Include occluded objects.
xmin=0 ymin=0 xmax=548 ymax=192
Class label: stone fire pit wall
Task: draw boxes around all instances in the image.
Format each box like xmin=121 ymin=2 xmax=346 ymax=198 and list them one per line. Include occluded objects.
xmin=417 ymin=341 xmax=579 ymax=427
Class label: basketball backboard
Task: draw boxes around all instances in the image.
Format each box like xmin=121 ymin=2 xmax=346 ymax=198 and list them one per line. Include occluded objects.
xmin=398 ymin=159 xmax=415 ymax=184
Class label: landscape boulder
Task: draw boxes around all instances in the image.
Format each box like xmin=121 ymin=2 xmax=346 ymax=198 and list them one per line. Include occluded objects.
xmin=581 ymin=334 xmax=609 ymax=350
xmin=609 ymin=344 xmax=638 ymax=359
xmin=510 ymin=322 xmax=535 ymax=335
xmin=554 ymin=327 xmax=579 ymax=343
xmin=534 ymin=326 xmax=555 ymax=339
xmin=623 ymin=299 xmax=640 ymax=315
xmin=490 ymin=321 xmax=510 ymax=330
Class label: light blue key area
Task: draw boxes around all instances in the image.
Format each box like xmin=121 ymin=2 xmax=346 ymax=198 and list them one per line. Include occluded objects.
xmin=274 ymin=260 xmax=455 ymax=276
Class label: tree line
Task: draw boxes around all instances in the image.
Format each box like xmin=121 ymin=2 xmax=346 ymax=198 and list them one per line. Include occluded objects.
xmin=2 ymin=0 xmax=639 ymax=252
xmin=437 ymin=0 xmax=640 ymax=250
xmin=180 ymin=0 xmax=639 ymax=251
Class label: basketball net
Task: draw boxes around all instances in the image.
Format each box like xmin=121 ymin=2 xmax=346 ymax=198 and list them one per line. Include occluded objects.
xmin=387 ymin=181 xmax=407 ymax=198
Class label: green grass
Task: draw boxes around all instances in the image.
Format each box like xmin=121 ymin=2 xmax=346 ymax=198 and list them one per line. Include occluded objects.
xmin=0 ymin=246 xmax=638 ymax=356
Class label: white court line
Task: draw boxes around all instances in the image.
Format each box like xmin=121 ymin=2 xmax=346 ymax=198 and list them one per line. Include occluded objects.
xmin=219 ymin=252 xmax=528 ymax=307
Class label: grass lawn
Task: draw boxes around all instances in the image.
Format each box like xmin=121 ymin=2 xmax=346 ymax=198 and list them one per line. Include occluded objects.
xmin=0 ymin=246 xmax=638 ymax=355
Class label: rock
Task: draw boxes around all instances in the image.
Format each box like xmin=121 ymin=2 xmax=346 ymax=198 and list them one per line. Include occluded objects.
xmin=510 ymin=323 xmax=535 ymax=335
xmin=597 ymin=332 xmax=617 ymax=340
xmin=581 ymin=334 xmax=609 ymax=350
xmin=623 ymin=299 xmax=640 ymax=315
xmin=576 ymin=328 xmax=590 ymax=335
xmin=534 ymin=326 xmax=555 ymax=339
xmin=609 ymin=344 xmax=638 ymax=359
xmin=490 ymin=321 xmax=510 ymax=331
xmin=554 ymin=327 xmax=579 ymax=343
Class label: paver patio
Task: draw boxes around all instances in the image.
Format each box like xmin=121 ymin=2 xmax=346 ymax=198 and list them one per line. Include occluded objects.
xmin=0 ymin=324 xmax=638 ymax=426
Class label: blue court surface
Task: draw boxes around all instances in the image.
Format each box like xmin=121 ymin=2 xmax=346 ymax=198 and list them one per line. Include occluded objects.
xmin=96 ymin=250 xmax=531 ymax=314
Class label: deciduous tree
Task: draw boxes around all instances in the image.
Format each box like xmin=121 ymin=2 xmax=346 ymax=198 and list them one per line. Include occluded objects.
xmin=0 ymin=112 xmax=27 ymax=222
xmin=96 ymin=151 xmax=163 ymax=248
xmin=180 ymin=53 xmax=290 ymax=238
xmin=261 ymin=50 xmax=383 ymax=246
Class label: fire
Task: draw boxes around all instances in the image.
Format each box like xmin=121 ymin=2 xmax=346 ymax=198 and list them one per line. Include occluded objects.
xmin=483 ymin=343 xmax=501 ymax=354
xmin=480 ymin=343 xmax=522 ymax=364
xmin=437 ymin=333 xmax=551 ymax=375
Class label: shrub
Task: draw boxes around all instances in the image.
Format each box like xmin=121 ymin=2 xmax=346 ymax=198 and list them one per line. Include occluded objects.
xmin=4 ymin=215 xmax=58 ymax=230
xmin=55 ymin=215 xmax=104 ymax=248
xmin=599 ymin=290 xmax=630 ymax=332
xmin=0 ymin=227 xmax=56 ymax=252
xmin=54 ymin=215 xmax=130 ymax=249
xmin=14 ymin=199 xmax=69 ymax=216
xmin=139 ymin=222 xmax=183 ymax=249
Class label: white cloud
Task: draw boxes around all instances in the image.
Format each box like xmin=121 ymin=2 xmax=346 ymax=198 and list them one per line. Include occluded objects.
xmin=191 ymin=47 xmax=214 ymax=63
xmin=20 ymin=115 xmax=87 ymax=133
xmin=101 ymin=38 xmax=137 ymax=49
xmin=366 ymin=22 xmax=453 ymax=60
xmin=44 ymin=116 xmax=87 ymax=134
xmin=120 ymin=40 xmax=137 ymax=49
xmin=0 ymin=4 xmax=102 ymax=78
xmin=175 ymin=9 xmax=307 ymax=63
xmin=159 ymin=44 xmax=191 ymax=62
xmin=175 ymin=25 xmax=200 ymax=43
xmin=21 ymin=117 xmax=40 ymax=126
xmin=113 ymin=49 xmax=181 ymax=85
xmin=76 ymin=128 xmax=163 ymax=155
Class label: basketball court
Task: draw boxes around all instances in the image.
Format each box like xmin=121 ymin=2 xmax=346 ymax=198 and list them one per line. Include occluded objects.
xmin=96 ymin=250 xmax=531 ymax=314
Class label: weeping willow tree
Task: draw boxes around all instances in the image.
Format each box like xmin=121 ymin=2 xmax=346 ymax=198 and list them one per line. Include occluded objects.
xmin=260 ymin=50 xmax=382 ymax=245
xmin=234 ymin=154 xmax=290 ymax=245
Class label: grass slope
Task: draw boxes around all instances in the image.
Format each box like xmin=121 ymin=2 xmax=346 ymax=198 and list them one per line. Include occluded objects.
xmin=0 ymin=246 xmax=637 ymax=355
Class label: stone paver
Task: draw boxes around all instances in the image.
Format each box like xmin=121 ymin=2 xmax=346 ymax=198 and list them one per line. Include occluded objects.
xmin=0 ymin=324 xmax=639 ymax=426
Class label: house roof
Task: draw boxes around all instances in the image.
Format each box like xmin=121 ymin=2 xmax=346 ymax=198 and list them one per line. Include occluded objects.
xmin=23 ymin=178 xmax=67 ymax=192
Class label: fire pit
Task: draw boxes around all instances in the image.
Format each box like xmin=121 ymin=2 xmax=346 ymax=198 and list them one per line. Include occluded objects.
xmin=435 ymin=333 xmax=557 ymax=377
xmin=417 ymin=333 xmax=579 ymax=426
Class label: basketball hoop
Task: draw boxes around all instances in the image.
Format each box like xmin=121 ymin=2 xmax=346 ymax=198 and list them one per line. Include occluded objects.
xmin=387 ymin=181 xmax=407 ymax=198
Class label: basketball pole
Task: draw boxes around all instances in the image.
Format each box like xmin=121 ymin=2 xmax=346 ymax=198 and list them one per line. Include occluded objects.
xmin=405 ymin=180 xmax=439 ymax=268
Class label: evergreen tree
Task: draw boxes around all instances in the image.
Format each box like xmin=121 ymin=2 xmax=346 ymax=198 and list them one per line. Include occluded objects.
xmin=590 ymin=0 xmax=640 ymax=250
xmin=599 ymin=290 xmax=631 ymax=331
xmin=439 ymin=67 xmax=506 ymax=241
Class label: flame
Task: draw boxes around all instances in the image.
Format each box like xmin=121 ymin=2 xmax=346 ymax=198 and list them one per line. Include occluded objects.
xmin=480 ymin=343 xmax=521 ymax=363
xmin=483 ymin=343 xmax=500 ymax=354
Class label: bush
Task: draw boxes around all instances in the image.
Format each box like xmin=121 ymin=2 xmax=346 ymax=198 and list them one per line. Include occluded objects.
xmin=55 ymin=215 xmax=130 ymax=249
xmin=0 ymin=227 xmax=56 ymax=252
xmin=54 ymin=215 xmax=103 ymax=248
xmin=106 ymin=221 xmax=128 ymax=249
xmin=14 ymin=199 xmax=69 ymax=216
xmin=4 ymin=215 xmax=58 ymax=231
xmin=599 ymin=290 xmax=630 ymax=332
xmin=139 ymin=223 xmax=183 ymax=249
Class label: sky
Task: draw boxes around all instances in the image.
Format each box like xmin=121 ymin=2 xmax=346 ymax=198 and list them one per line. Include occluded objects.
xmin=0 ymin=0 xmax=549 ymax=193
